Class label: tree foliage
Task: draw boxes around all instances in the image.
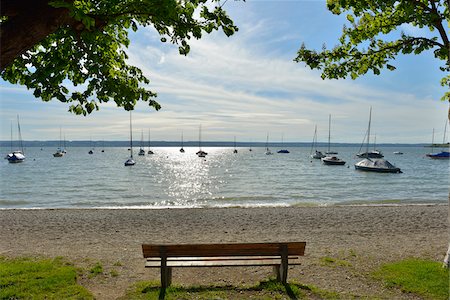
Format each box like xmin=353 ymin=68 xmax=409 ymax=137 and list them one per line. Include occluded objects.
xmin=295 ymin=0 xmax=450 ymax=101
xmin=0 ymin=0 xmax=238 ymax=115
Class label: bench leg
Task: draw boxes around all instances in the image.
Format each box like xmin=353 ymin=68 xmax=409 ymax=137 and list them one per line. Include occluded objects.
xmin=273 ymin=265 xmax=281 ymax=281
xmin=273 ymin=264 xmax=288 ymax=283
xmin=161 ymin=266 xmax=172 ymax=289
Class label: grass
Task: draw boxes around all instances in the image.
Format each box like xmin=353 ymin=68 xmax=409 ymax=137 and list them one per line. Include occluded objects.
xmin=88 ymin=261 xmax=103 ymax=278
xmin=373 ymin=258 xmax=449 ymax=300
xmin=120 ymin=278 xmax=344 ymax=300
xmin=320 ymin=256 xmax=352 ymax=267
xmin=0 ymin=256 xmax=93 ymax=299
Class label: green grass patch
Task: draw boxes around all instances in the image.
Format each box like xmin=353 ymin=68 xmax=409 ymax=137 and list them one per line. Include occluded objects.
xmin=0 ymin=256 xmax=93 ymax=299
xmin=373 ymin=258 xmax=449 ymax=300
xmin=88 ymin=262 xmax=103 ymax=278
xmin=320 ymin=256 xmax=352 ymax=267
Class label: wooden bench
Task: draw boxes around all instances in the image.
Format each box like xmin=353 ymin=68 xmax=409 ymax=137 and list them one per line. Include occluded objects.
xmin=142 ymin=242 xmax=306 ymax=288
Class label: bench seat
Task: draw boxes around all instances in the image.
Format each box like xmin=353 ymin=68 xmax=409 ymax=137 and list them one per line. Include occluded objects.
xmin=142 ymin=242 xmax=306 ymax=288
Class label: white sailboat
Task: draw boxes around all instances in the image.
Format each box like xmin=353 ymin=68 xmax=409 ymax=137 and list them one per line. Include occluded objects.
xmin=265 ymin=133 xmax=273 ymax=155
xmin=6 ymin=116 xmax=26 ymax=163
xmin=325 ymin=114 xmax=338 ymax=155
xmin=147 ymin=129 xmax=154 ymax=154
xmin=179 ymin=131 xmax=185 ymax=153
xmin=124 ymin=111 xmax=136 ymax=166
xmin=138 ymin=130 xmax=145 ymax=156
xmin=53 ymin=127 xmax=65 ymax=157
xmin=322 ymin=115 xmax=345 ymax=165
xmin=355 ymin=107 xmax=402 ymax=173
xmin=196 ymin=125 xmax=207 ymax=157
xmin=310 ymin=125 xmax=324 ymax=159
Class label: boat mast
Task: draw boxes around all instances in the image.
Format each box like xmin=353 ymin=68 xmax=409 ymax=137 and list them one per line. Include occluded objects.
xmin=59 ymin=126 xmax=62 ymax=149
xmin=310 ymin=125 xmax=317 ymax=155
xmin=17 ymin=115 xmax=23 ymax=153
xmin=366 ymin=107 xmax=372 ymax=158
xmin=327 ymin=114 xmax=331 ymax=153
xmin=10 ymin=121 xmax=13 ymax=152
xmin=430 ymin=128 xmax=434 ymax=153
xmin=442 ymin=120 xmax=448 ymax=150
xmin=129 ymin=111 xmax=133 ymax=158
xmin=181 ymin=131 xmax=184 ymax=148
xmin=266 ymin=133 xmax=269 ymax=151
xmin=199 ymin=125 xmax=202 ymax=151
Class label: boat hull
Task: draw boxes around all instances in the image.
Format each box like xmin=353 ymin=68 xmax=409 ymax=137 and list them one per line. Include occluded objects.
xmin=426 ymin=151 xmax=449 ymax=159
xmin=354 ymin=165 xmax=402 ymax=173
xmin=322 ymin=157 xmax=346 ymax=165
xmin=354 ymin=158 xmax=402 ymax=173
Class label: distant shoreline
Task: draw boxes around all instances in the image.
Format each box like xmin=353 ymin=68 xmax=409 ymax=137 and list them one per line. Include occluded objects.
xmin=0 ymin=141 xmax=432 ymax=148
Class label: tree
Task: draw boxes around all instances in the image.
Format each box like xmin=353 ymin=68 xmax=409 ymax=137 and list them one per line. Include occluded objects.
xmin=295 ymin=0 xmax=449 ymax=101
xmin=0 ymin=0 xmax=238 ymax=115
xmin=295 ymin=0 xmax=449 ymax=267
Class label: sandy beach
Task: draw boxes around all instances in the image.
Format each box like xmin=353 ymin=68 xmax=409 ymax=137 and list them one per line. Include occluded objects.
xmin=0 ymin=204 xmax=447 ymax=299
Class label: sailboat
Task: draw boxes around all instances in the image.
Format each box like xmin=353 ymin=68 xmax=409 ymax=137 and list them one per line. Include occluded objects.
xmin=325 ymin=115 xmax=338 ymax=155
xmin=124 ymin=112 xmax=136 ymax=166
xmin=356 ymin=131 xmax=383 ymax=158
xmin=179 ymin=131 xmax=185 ymax=153
xmin=53 ymin=127 xmax=65 ymax=157
xmin=277 ymin=134 xmax=289 ymax=153
xmin=355 ymin=107 xmax=402 ymax=173
xmin=310 ymin=125 xmax=324 ymax=159
xmin=322 ymin=115 xmax=345 ymax=165
xmin=88 ymin=138 xmax=94 ymax=154
xmin=426 ymin=121 xmax=449 ymax=159
xmin=6 ymin=116 xmax=26 ymax=163
xmin=147 ymin=129 xmax=154 ymax=154
xmin=233 ymin=136 xmax=238 ymax=153
xmin=265 ymin=133 xmax=273 ymax=155
xmin=196 ymin=125 xmax=207 ymax=157
xmin=138 ymin=130 xmax=145 ymax=156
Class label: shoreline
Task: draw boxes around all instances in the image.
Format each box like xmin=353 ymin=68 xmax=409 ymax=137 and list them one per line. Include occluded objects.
xmin=0 ymin=205 xmax=447 ymax=299
xmin=0 ymin=201 xmax=447 ymax=210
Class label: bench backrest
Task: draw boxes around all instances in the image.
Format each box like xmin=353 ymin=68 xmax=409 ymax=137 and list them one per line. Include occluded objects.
xmin=142 ymin=242 xmax=306 ymax=258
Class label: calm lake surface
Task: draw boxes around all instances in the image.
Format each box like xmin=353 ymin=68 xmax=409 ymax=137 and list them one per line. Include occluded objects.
xmin=0 ymin=146 xmax=448 ymax=209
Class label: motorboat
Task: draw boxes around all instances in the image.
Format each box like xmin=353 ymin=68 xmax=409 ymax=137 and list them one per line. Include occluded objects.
xmin=355 ymin=158 xmax=402 ymax=173
xmin=393 ymin=151 xmax=403 ymax=155
xmin=322 ymin=155 xmax=345 ymax=165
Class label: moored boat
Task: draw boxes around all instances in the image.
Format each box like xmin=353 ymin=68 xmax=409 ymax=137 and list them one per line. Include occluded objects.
xmin=354 ymin=107 xmax=401 ymax=173
xmin=322 ymin=155 xmax=346 ymax=165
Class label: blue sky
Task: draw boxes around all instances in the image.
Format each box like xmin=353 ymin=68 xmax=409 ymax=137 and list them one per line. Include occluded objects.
xmin=0 ymin=0 xmax=448 ymax=143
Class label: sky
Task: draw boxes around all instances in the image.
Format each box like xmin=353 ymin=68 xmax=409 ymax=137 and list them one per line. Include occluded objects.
xmin=0 ymin=0 xmax=448 ymax=143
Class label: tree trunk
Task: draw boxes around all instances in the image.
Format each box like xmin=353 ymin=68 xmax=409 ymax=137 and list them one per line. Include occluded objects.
xmin=0 ymin=0 xmax=73 ymax=70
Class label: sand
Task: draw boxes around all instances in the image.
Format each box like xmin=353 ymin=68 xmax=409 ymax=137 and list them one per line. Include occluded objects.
xmin=0 ymin=205 xmax=448 ymax=299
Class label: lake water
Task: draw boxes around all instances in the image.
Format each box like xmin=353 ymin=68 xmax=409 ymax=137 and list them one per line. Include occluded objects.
xmin=0 ymin=146 xmax=448 ymax=209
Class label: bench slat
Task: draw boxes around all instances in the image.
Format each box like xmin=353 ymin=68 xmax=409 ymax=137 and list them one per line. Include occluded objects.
xmin=145 ymin=258 xmax=301 ymax=268
xmin=142 ymin=242 xmax=305 ymax=258
xmin=145 ymin=255 xmax=299 ymax=262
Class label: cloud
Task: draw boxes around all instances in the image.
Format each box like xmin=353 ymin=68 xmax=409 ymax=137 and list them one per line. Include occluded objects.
xmin=0 ymin=1 xmax=446 ymax=142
